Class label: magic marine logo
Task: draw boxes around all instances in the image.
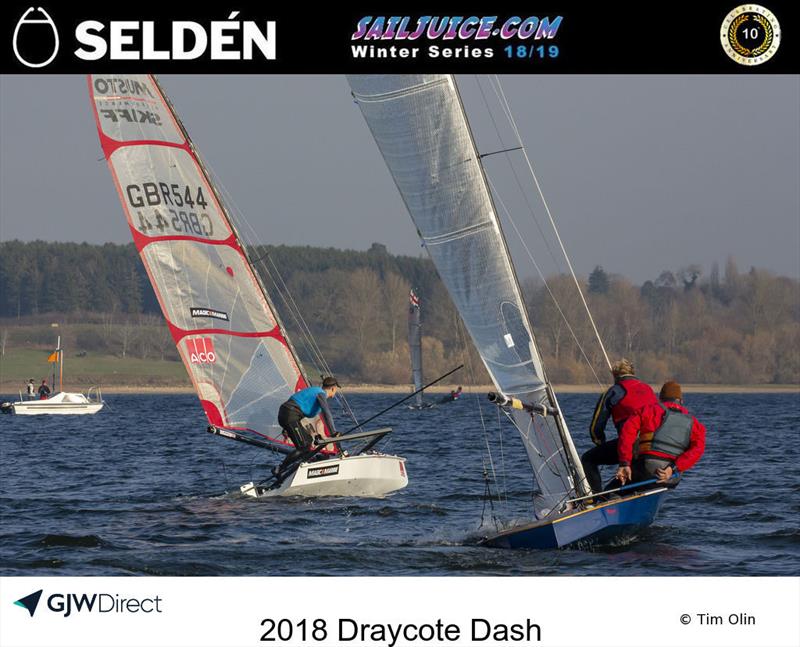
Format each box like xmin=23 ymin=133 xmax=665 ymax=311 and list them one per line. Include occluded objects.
xmin=13 ymin=589 xmax=163 ymax=618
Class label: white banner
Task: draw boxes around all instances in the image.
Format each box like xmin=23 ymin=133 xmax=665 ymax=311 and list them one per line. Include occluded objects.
xmin=1 ymin=576 xmax=797 ymax=647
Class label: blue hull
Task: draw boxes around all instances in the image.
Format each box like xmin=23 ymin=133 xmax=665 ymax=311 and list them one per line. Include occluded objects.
xmin=482 ymin=487 xmax=667 ymax=550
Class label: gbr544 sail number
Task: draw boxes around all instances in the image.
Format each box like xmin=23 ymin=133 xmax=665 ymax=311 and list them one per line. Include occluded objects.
xmin=126 ymin=182 xmax=214 ymax=238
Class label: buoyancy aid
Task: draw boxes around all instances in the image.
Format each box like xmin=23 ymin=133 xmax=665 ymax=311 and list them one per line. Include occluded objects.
xmin=611 ymin=377 xmax=658 ymax=427
xmin=638 ymin=404 xmax=693 ymax=458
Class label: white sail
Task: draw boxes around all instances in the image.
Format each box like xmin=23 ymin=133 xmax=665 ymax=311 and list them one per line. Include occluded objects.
xmin=348 ymin=75 xmax=588 ymax=514
xmin=89 ymin=75 xmax=308 ymax=449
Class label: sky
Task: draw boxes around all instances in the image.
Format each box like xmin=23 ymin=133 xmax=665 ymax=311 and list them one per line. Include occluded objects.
xmin=0 ymin=74 xmax=798 ymax=283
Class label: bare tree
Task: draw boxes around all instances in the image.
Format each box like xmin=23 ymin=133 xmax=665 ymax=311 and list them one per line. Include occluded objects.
xmin=117 ymin=318 xmax=137 ymax=358
xmin=341 ymin=268 xmax=382 ymax=350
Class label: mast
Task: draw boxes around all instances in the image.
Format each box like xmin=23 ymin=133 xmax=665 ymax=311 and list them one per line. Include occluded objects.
xmin=408 ymin=289 xmax=424 ymax=407
xmin=53 ymin=336 xmax=60 ymax=393
xmin=149 ymin=76 xmax=310 ymax=388
xmin=450 ymin=76 xmax=587 ymax=494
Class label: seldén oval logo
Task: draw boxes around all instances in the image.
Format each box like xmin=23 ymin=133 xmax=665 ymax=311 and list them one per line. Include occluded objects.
xmin=13 ymin=7 xmax=60 ymax=68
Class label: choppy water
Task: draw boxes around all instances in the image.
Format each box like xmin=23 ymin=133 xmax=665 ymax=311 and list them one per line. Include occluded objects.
xmin=1 ymin=392 xmax=798 ymax=576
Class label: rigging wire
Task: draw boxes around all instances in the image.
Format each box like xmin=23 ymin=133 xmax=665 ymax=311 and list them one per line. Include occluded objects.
xmin=454 ymin=317 xmax=504 ymax=509
xmin=496 ymin=403 xmax=508 ymax=506
xmin=262 ymin=253 xmax=360 ymax=426
xmin=472 ymin=74 xmax=603 ymax=384
xmin=206 ymin=167 xmax=360 ymax=426
xmin=212 ymin=172 xmax=324 ymax=367
xmin=488 ymin=75 xmax=613 ymax=372
xmin=473 ymin=76 xmax=565 ymax=277
xmin=485 ymin=175 xmax=603 ymax=385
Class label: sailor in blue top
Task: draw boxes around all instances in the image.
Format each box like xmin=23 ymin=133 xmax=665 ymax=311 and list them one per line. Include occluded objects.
xmin=289 ymin=386 xmax=328 ymax=418
xmin=274 ymin=376 xmax=340 ymax=476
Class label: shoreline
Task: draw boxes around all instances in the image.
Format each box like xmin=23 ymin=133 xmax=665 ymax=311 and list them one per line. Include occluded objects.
xmin=2 ymin=383 xmax=797 ymax=395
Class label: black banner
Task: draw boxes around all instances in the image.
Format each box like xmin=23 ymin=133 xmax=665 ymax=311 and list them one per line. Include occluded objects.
xmin=2 ymin=1 xmax=797 ymax=74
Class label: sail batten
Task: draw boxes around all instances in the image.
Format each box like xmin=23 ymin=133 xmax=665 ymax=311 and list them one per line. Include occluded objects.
xmin=90 ymin=74 xmax=307 ymax=448
xmin=349 ymin=74 xmax=587 ymax=513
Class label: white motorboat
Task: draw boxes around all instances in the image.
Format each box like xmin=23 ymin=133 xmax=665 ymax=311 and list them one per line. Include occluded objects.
xmin=2 ymin=339 xmax=104 ymax=415
xmin=7 ymin=389 xmax=104 ymax=415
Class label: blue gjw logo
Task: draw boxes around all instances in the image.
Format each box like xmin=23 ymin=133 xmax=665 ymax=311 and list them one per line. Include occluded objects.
xmin=14 ymin=590 xmax=43 ymax=617
xmin=13 ymin=589 xmax=163 ymax=617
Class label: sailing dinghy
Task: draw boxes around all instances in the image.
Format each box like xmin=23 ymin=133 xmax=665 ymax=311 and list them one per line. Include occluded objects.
xmin=348 ymin=74 xmax=670 ymax=548
xmin=88 ymin=74 xmax=407 ymax=498
xmin=1 ymin=337 xmax=104 ymax=415
xmin=407 ymin=289 xmax=435 ymax=410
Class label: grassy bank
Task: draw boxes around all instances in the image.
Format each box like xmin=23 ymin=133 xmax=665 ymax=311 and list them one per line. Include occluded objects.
xmin=2 ymin=348 xmax=797 ymax=395
xmin=0 ymin=348 xmax=188 ymax=391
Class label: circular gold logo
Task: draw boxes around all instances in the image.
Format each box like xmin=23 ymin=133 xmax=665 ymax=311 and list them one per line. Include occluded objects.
xmin=721 ymin=5 xmax=781 ymax=65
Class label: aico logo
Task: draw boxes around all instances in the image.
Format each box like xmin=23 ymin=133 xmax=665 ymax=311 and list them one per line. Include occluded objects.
xmin=186 ymin=338 xmax=216 ymax=364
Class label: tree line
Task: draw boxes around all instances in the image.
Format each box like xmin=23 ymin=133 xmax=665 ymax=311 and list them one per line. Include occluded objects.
xmin=1 ymin=240 xmax=797 ymax=384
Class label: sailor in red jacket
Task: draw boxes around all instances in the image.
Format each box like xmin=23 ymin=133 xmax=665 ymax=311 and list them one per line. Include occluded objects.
xmin=615 ymin=381 xmax=706 ymax=486
xmin=581 ymin=358 xmax=658 ymax=493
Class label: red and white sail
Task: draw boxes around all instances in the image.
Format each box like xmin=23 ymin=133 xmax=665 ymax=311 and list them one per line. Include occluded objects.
xmin=89 ymin=75 xmax=306 ymax=448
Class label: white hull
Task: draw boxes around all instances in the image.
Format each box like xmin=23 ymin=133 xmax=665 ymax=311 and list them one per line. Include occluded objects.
xmin=8 ymin=391 xmax=104 ymax=415
xmin=240 ymin=453 xmax=408 ymax=498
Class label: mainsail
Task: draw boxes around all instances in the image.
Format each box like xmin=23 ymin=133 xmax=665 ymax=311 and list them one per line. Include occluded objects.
xmin=89 ymin=75 xmax=307 ymax=451
xmin=407 ymin=289 xmax=425 ymax=408
xmin=348 ymin=75 xmax=589 ymax=514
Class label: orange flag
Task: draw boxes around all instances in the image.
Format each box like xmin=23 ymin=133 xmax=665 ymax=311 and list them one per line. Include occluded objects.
xmin=47 ymin=352 xmax=58 ymax=363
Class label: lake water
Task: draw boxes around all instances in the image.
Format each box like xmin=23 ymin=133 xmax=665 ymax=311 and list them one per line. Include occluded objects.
xmin=1 ymin=392 xmax=798 ymax=576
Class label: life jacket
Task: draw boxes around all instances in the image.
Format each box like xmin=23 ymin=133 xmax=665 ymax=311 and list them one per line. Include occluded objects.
xmin=638 ymin=403 xmax=693 ymax=459
xmin=610 ymin=377 xmax=658 ymax=428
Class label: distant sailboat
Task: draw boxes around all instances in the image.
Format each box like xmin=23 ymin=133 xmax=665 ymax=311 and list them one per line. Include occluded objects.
xmin=88 ymin=74 xmax=407 ymax=498
xmin=1 ymin=337 xmax=104 ymax=415
xmin=348 ymin=74 xmax=670 ymax=548
xmin=407 ymin=289 xmax=434 ymax=410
